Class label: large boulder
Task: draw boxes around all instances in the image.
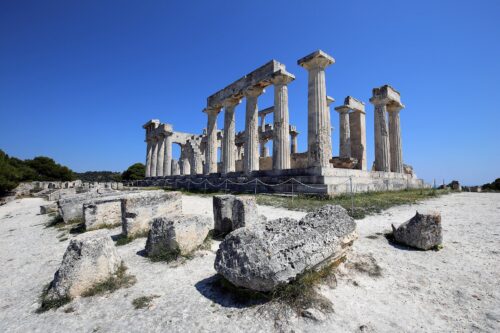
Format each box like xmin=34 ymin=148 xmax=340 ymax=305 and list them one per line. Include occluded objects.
xmin=392 ymin=211 xmax=442 ymax=250
xmin=145 ymin=214 xmax=212 ymax=257
xmin=214 ymin=205 xmax=357 ymax=292
xmin=121 ymin=191 xmax=182 ymax=237
xmin=213 ymin=194 xmax=259 ymax=235
xmin=45 ymin=231 xmax=122 ymax=300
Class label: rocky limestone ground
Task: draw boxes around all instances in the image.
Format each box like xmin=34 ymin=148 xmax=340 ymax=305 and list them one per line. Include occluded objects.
xmin=0 ymin=193 xmax=499 ymax=332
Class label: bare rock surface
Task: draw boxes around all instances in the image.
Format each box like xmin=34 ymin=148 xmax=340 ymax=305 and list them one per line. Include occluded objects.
xmin=213 ymin=195 xmax=234 ymax=234
xmin=46 ymin=230 xmax=122 ymax=300
xmin=392 ymin=211 xmax=442 ymax=250
xmin=40 ymin=203 xmax=58 ymax=215
xmin=84 ymin=198 xmax=122 ymax=231
xmin=214 ymin=205 xmax=358 ymax=292
xmin=145 ymin=214 xmax=212 ymax=256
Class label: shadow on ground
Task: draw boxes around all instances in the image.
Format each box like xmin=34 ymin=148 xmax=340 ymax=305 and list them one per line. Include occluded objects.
xmin=195 ymin=274 xmax=269 ymax=309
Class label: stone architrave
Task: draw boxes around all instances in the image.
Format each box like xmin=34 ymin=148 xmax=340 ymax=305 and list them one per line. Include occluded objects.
xmin=222 ymin=98 xmax=240 ymax=174
xmin=271 ymin=69 xmax=295 ymax=170
xmin=156 ymin=135 xmax=165 ymax=177
xmin=298 ymin=50 xmax=335 ymax=168
xmin=204 ymin=107 xmax=221 ymax=175
xmin=243 ymin=86 xmax=265 ymax=175
xmin=145 ymin=139 xmax=152 ymax=177
xmin=370 ymin=85 xmax=401 ymax=172
xmin=388 ymin=103 xmax=404 ymax=173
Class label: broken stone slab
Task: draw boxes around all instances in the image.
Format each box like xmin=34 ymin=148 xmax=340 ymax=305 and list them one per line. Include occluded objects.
xmin=212 ymin=194 xmax=260 ymax=235
xmin=45 ymin=230 xmax=122 ymax=300
xmin=57 ymin=191 xmax=121 ymax=223
xmin=121 ymin=190 xmax=182 ymax=237
xmin=84 ymin=197 xmax=122 ymax=231
xmin=391 ymin=211 xmax=442 ymax=250
xmin=330 ymin=157 xmax=358 ymax=169
xmin=40 ymin=203 xmax=58 ymax=215
xmin=145 ymin=214 xmax=212 ymax=257
xmin=214 ymin=205 xmax=358 ymax=292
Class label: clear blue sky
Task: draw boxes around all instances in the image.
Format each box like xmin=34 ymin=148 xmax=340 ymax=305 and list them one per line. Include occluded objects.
xmin=1 ymin=0 xmax=499 ymax=185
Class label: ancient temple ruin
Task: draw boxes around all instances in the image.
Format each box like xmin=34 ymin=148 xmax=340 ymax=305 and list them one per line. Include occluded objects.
xmin=140 ymin=50 xmax=425 ymax=195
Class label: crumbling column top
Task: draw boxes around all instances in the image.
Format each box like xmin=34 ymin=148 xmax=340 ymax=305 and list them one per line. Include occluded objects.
xmin=243 ymin=85 xmax=266 ymax=97
xmin=271 ymin=69 xmax=295 ymax=84
xmin=369 ymin=85 xmax=402 ymax=105
xmin=335 ymin=96 xmax=366 ymax=114
xmin=221 ymin=97 xmax=242 ymax=108
xmin=203 ymin=105 xmax=223 ymax=115
xmin=142 ymin=119 xmax=160 ymax=129
xmin=298 ymin=50 xmax=335 ymax=70
xmin=326 ymin=96 xmax=335 ymax=106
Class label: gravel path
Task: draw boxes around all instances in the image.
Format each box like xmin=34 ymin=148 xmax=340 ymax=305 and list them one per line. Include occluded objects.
xmin=0 ymin=193 xmax=498 ymax=332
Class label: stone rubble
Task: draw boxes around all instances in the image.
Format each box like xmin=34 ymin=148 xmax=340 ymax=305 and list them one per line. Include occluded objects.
xmin=45 ymin=230 xmax=122 ymax=301
xmin=392 ymin=211 xmax=443 ymax=250
xmin=145 ymin=214 xmax=212 ymax=257
xmin=214 ymin=205 xmax=357 ymax=292
xmin=212 ymin=194 xmax=261 ymax=235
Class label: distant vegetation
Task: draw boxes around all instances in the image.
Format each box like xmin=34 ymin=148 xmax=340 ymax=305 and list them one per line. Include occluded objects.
xmin=482 ymin=178 xmax=500 ymax=191
xmin=0 ymin=149 xmax=146 ymax=196
xmin=75 ymin=171 xmax=122 ymax=182
xmin=0 ymin=149 xmax=75 ymax=195
xmin=121 ymin=163 xmax=145 ymax=181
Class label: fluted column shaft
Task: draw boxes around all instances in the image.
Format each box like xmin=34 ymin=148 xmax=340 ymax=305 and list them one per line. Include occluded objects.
xmin=291 ymin=134 xmax=298 ymax=154
xmin=156 ymin=136 xmax=165 ymax=177
xmin=204 ymin=107 xmax=220 ymax=174
xmin=244 ymin=86 xmax=265 ymax=175
xmin=338 ymin=109 xmax=351 ymax=158
xmin=299 ymin=57 xmax=334 ymax=168
xmin=150 ymin=138 xmax=159 ymax=177
xmin=388 ymin=106 xmax=403 ymax=173
xmin=145 ymin=140 xmax=152 ymax=177
xmin=373 ymin=102 xmax=391 ymax=172
xmin=164 ymin=135 xmax=172 ymax=176
xmin=349 ymin=110 xmax=367 ymax=170
xmin=272 ymin=72 xmax=293 ymax=170
xmin=222 ymin=99 xmax=239 ymax=174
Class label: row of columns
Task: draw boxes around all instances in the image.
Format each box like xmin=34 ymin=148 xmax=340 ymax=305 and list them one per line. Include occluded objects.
xmin=204 ymin=69 xmax=295 ymax=175
xmin=370 ymin=85 xmax=404 ymax=173
xmin=145 ymin=134 xmax=173 ymax=177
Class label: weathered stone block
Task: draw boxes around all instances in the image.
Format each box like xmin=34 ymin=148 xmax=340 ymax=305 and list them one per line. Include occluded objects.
xmin=45 ymin=231 xmax=122 ymax=300
xmin=215 ymin=205 xmax=358 ymax=292
xmin=232 ymin=196 xmax=259 ymax=230
xmin=392 ymin=211 xmax=442 ymax=250
xmin=40 ymin=203 xmax=58 ymax=215
xmin=121 ymin=190 xmax=182 ymax=237
xmin=145 ymin=214 xmax=212 ymax=257
xmin=213 ymin=195 xmax=235 ymax=235
xmin=84 ymin=198 xmax=122 ymax=231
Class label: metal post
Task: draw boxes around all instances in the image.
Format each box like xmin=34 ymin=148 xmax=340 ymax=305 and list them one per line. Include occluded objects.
xmin=349 ymin=177 xmax=354 ymax=215
xmin=254 ymin=179 xmax=257 ymax=196
xmin=291 ymin=178 xmax=294 ymax=202
xmin=225 ymin=179 xmax=228 ymax=194
xmin=204 ymin=180 xmax=207 ymax=194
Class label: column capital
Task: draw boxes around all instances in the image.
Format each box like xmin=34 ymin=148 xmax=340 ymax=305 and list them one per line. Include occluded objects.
xmin=243 ymin=85 xmax=266 ymax=98
xmin=221 ymin=97 xmax=242 ymax=108
xmin=326 ymin=96 xmax=335 ymax=106
xmin=334 ymin=105 xmax=350 ymax=114
xmin=387 ymin=101 xmax=405 ymax=113
xmin=298 ymin=50 xmax=335 ymax=71
xmin=370 ymin=84 xmax=401 ymax=106
xmin=203 ymin=105 xmax=222 ymax=116
xmin=271 ymin=69 xmax=295 ymax=85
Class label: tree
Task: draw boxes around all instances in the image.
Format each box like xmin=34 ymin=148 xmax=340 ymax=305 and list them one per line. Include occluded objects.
xmin=122 ymin=163 xmax=146 ymax=180
xmin=26 ymin=156 xmax=75 ymax=181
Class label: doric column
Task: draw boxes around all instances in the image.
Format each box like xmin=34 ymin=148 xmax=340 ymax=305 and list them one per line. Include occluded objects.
xmin=145 ymin=139 xmax=152 ymax=177
xmin=163 ymin=135 xmax=172 ymax=176
xmin=290 ymin=134 xmax=298 ymax=154
xmin=171 ymin=159 xmax=180 ymax=175
xmin=298 ymin=50 xmax=335 ymax=168
xmin=388 ymin=103 xmax=404 ymax=173
xmin=203 ymin=106 xmax=221 ymax=174
xmin=260 ymin=141 xmax=269 ymax=157
xmin=349 ymin=109 xmax=367 ymax=170
xmin=180 ymin=145 xmax=191 ymax=175
xmin=156 ymin=135 xmax=165 ymax=177
xmin=370 ymin=97 xmax=391 ymax=172
xmin=243 ymin=86 xmax=265 ymax=175
xmin=222 ymin=98 xmax=240 ymax=174
xmin=334 ymin=106 xmax=351 ymax=158
xmin=271 ymin=70 xmax=294 ymax=170
xmin=150 ymin=138 xmax=159 ymax=177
